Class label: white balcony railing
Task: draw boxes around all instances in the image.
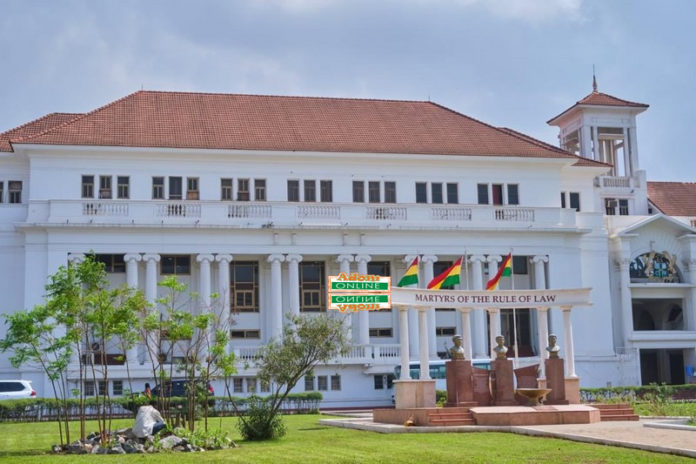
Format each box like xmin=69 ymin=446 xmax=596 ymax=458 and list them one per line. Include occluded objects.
xmin=30 ymin=200 xmax=580 ymax=230
xmin=232 ymin=343 xmax=401 ymax=365
xmin=596 ymin=175 xmax=639 ymax=189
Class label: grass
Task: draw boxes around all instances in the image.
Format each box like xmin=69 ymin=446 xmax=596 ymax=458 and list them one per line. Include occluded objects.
xmin=0 ymin=414 xmax=692 ymax=463
xmin=633 ymin=402 xmax=696 ymax=417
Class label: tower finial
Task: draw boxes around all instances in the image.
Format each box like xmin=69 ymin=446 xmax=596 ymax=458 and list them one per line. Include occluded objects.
xmin=592 ymin=65 xmax=597 ymax=92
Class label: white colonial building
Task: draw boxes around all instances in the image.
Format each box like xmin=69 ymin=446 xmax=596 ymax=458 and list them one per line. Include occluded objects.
xmin=0 ymin=84 xmax=694 ymax=406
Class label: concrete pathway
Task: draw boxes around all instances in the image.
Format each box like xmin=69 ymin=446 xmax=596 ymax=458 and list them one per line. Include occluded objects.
xmin=319 ymin=415 xmax=696 ymax=459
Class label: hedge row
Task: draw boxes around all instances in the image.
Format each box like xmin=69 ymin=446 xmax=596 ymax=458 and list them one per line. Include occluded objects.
xmin=0 ymin=392 xmax=323 ymax=422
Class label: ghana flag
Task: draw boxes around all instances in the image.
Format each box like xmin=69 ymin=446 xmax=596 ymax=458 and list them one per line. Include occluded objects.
xmin=427 ymin=257 xmax=463 ymax=290
xmin=486 ymin=253 xmax=512 ymax=290
xmin=397 ymin=257 xmax=419 ymax=287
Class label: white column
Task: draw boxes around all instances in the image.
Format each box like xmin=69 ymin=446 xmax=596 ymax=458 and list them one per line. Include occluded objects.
xmin=418 ymin=308 xmax=430 ymax=379
xmin=622 ymin=126 xmax=631 ymax=176
xmin=562 ymin=306 xmax=576 ymax=378
xmin=685 ymin=259 xmax=696 ymax=331
xmin=421 ymin=255 xmax=438 ymax=359
xmin=470 ymin=255 xmax=487 ymax=358
xmin=459 ymin=309 xmax=473 ymax=360
xmin=629 ymin=126 xmax=640 ymax=171
xmin=143 ymin=254 xmax=160 ymax=362
xmin=486 ymin=255 xmax=502 ymax=357
xmin=215 ymin=254 xmax=233 ymax=314
xmin=536 ymin=307 xmax=549 ymax=379
xmin=286 ymin=254 xmax=302 ymax=318
xmin=402 ymin=255 xmax=420 ymax=360
xmin=355 ymin=254 xmax=371 ymax=346
xmin=618 ymin=257 xmax=633 ymax=350
xmin=267 ymin=254 xmax=285 ymax=341
xmin=398 ymin=308 xmax=410 ymax=380
xmin=592 ymin=125 xmax=599 ymax=161
xmin=124 ymin=253 xmax=142 ymax=365
xmin=336 ymin=254 xmax=354 ymax=340
xmin=197 ymin=254 xmax=214 ymax=310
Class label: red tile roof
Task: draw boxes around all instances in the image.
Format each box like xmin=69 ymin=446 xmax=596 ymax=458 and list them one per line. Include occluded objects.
xmin=5 ymin=91 xmax=595 ymax=164
xmin=0 ymin=113 xmax=82 ymax=152
xmin=497 ymin=127 xmax=609 ymax=168
xmin=647 ymin=182 xmax=696 ymax=217
xmin=548 ymin=91 xmax=648 ymax=124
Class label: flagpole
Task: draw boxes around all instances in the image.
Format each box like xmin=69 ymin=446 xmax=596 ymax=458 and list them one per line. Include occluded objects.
xmin=511 ymin=249 xmax=519 ymax=368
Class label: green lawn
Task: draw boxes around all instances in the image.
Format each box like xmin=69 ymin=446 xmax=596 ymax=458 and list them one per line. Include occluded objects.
xmin=633 ymin=401 xmax=696 ymax=417
xmin=0 ymin=414 xmax=691 ymax=463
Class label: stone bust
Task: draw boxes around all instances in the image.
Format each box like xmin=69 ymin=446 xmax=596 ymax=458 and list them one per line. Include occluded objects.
xmin=493 ymin=335 xmax=508 ymax=360
xmin=546 ymin=334 xmax=561 ymax=358
xmin=449 ymin=335 xmax=466 ymax=360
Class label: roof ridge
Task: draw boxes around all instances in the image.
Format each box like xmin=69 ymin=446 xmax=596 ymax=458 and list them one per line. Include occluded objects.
xmin=648 ymin=180 xmax=696 ymax=185
xmin=0 ymin=112 xmax=82 ymax=139
xmin=577 ymin=91 xmax=648 ymax=107
xmin=10 ymin=91 xmax=142 ymax=145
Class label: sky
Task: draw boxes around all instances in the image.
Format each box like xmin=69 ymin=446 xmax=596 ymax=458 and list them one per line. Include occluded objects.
xmin=1 ymin=0 xmax=694 ymax=181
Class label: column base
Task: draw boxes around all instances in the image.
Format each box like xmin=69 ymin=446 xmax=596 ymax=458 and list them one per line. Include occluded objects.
xmin=393 ymin=379 xmax=436 ymax=409
xmin=565 ymin=377 xmax=581 ymax=404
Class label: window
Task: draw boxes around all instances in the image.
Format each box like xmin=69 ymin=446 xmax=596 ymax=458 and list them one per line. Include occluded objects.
xmin=237 ymin=179 xmax=250 ymax=201
xmin=605 ymin=198 xmax=628 ymax=216
xmin=300 ymin=261 xmax=325 ymax=312
xmin=331 ymin=375 xmax=341 ymax=391
xmin=0 ymin=182 xmax=3 ymax=203
xmin=304 ymin=180 xmax=316 ymax=202
xmin=436 ymin=327 xmax=456 ymax=336
xmin=384 ymin=181 xmax=396 ymax=203
xmin=304 ymin=375 xmax=314 ymax=391
xmin=368 ymin=181 xmax=380 ymax=203
xmin=99 ymin=176 xmax=112 ymax=199
xmin=117 ymin=176 xmax=129 ymax=199
xmin=512 ymin=256 xmax=528 ymax=275
xmin=161 ymin=255 xmax=191 ymax=275
xmin=98 ymin=380 xmax=107 ymax=396
xmin=507 ymin=184 xmax=519 ymax=205
xmin=431 ymin=183 xmax=443 ymax=204
xmin=433 ymin=261 xmax=455 ymax=290
xmin=231 ymin=261 xmax=259 ymax=312
xmin=82 ymin=175 xmax=94 ymax=198
xmin=477 ymin=184 xmax=488 ymax=205
xmin=317 ymin=375 xmax=328 ymax=391
xmin=287 ymin=180 xmax=300 ymax=202
xmin=320 ymin=180 xmax=333 ymax=202
xmin=233 ymin=378 xmax=243 ymax=393
xmin=152 ymin=177 xmax=165 ymax=199
xmin=255 ymin=179 xmax=266 ymax=201
xmin=368 ymin=261 xmax=391 ymax=310
xmin=560 ymin=192 xmax=566 ymax=208
xmin=374 ymin=375 xmax=396 ymax=389
xmin=112 ymin=380 xmax=123 ymax=396
xmin=186 ymin=177 xmax=199 ymax=200
xmin=260 ymin=380 xmax=270 ymax=393
xmin=446 ymin=183 xmax=458 ymax=204
xmin=569 ymin=192 xmax=580 ymax=211
xmin=230 ymin=330 xmax=260 ymax=339
xmin=8 ymin=181 xmax=22 ymax=204
xmin=84 ymin=381 xmax=95 ymax=396
xmin=369 ymin=328 xmax=393 ymax=337
xmin=169 ymin=176 xmax=182 ymax=200
xmin=619 ymin=199 xmax=629 ymax=215
xmin=352 ymin=181 xmax=365 ymax=203
xmin=221 ymin=178 xmax=233 ymax=200
xmin=94 ymin=254 xmax=126 ymax=273
xmin=492 ymin=184 xmax=503 ymax=205
xmin=415 ymin=182 xmax=427 ymax=203
xmin=246 ymin=378 xmax=257 ymax=393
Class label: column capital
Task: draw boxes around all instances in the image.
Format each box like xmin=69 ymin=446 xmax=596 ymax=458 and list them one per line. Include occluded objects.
xmin=336 ymin=254 xmax=354 ymax=264
xmin=68 ymin=253 xmax=85 ymax=264
xmin=561 ymin=305 xmax=572 ymax=312
xmin=123 ymin=253 xmax=142 ymax=263
xmin=486 ymin=307 xmax=500 ymax=314
xmin=616 ymin=258 xmax=631 ymax=270
xmin=196 ymin=254 xmax=215 ymax=263
xmin=536 ymin=306 xmax=550 ymax=313
xmin=421 ymin=255 xmax=438 ymax=264
xmin=486 ymin=255 xmax=502 ymax=264
xmin=142 ymin=253 xmax=161 ymax=263
xmin=286 ymin=254 xmax=303 ymax=263
xmin=355 ymin=254 xmax=371 ymax=264
xmin=458 ymin=307 xmax=472 ymax=314
xmin=215 ymin=254 xmax=233 ymax=263
xmin=267 ymin=254 xmax=285 ymax=263
xmin=403 ymin=255 xmax=419 ymax=264
xmin=531 ymin=255 xmax=549 ymax=264
xmin=683 ymin=259 xmax=696 ymax=272
xmin=469 ymin=254 xmax=486 ymax=263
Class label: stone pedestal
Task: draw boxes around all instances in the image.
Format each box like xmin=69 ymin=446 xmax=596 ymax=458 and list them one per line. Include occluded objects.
xmin=472 ymin=366 xmax=492 ymax=406
xmin=565 ymin=377 xmax=581 ymax=404
xmin=492 ymin=359 xmax=516 ymax=406
xmin=394 ymin=379 xmax=436 ymax=409
xmin=545 ymin=358 xmax=569 ymax=405
xmin=445 ymin=360 xmax=475 ymax=406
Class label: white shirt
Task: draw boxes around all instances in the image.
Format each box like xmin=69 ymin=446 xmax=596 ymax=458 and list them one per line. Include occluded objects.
xmin=133 ymin=405 xmax=165 ymax=438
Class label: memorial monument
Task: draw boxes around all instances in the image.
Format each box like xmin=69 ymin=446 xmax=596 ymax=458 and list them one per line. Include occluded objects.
xmin=491 ymin=335 xmax=516 ymax=406
xmin=544 ymin=334 xmax=568 ymax=404
xmin=445 ymin=335 xmax=475 ymax=406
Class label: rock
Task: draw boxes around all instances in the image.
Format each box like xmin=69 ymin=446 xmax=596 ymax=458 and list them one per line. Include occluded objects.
xmin=159 ymin=435 xmax=183 ymax=450
xmin=109 ymin=445 xmax=126 ymax=454
xmin=91 ymin=445 xmax=101 ymax=454
xmin=51 ymin=444 xmax=62 ymax=453
xmin=83 ymin=443 xmax=93 ymax=453
xmin=67 ymin=441 xmax=86 ymax=454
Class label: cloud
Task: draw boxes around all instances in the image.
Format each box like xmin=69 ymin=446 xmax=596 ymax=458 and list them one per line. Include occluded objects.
xmin=402 ymin=0 xmax=584 ymax=23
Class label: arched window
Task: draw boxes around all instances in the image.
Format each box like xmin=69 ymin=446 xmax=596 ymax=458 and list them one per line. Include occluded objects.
xmin=629 ymin=251 xmax=681 ymax=283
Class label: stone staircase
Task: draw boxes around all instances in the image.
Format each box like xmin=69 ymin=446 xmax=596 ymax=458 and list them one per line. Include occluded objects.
xmin=593 ymin=403 xmax=640 ymax=422
xmin=427 ymin=407 xmax=475 ymax=426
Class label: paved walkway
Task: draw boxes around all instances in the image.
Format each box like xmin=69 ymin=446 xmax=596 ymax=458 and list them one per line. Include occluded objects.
xmin=319 ymin=414 xmax=696 ymax=459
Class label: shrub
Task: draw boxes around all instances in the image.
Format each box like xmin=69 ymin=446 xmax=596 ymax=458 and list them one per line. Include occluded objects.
xmin=236 ymin=396 xmax=286 ymax=441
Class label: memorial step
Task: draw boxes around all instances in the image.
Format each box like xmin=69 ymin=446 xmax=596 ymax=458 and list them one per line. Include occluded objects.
xmin=594 ymin=403 xmax=640 ymax=422
xmin=429 ymin=417 xmax=476 ymax=426
xmin=427 ymin=410 xmax=475 ymax=426
xmin=599 ymin=414 xmax=640 ymax=421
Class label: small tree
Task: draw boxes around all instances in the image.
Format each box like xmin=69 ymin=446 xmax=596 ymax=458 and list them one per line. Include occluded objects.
xmin=231 ymin=313 xmax=349 ymax=440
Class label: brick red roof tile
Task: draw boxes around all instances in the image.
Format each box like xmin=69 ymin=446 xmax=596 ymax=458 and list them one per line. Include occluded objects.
xmin=548 ymin=91 xmax=648 ymax=124
xmin=0 ymin=113 xmax=82 ymax=152
xmin=7 ymin=91 xmax=594 ymax=163
xmin=647 ymin=181 xmax=696 ymax=217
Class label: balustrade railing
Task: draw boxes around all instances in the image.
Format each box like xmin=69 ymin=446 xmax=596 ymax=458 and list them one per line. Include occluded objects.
xmin=297 ymin=205 xmax=340 ymax=219
xmin=494 ymin=207 xmax=535 ymax=222
xmin=228 ymin=204 xmax=272 ymax=218
xmin=156 ymin=202 xmax=201 ymax=218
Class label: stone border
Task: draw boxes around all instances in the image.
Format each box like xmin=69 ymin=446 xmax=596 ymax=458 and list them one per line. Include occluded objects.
xmin=644 ymin=420 xmax=696 ymax=432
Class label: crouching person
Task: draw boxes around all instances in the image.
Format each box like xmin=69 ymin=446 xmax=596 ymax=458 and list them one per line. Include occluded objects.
xmin=133 ymin=405 xmax=166 ymax=438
